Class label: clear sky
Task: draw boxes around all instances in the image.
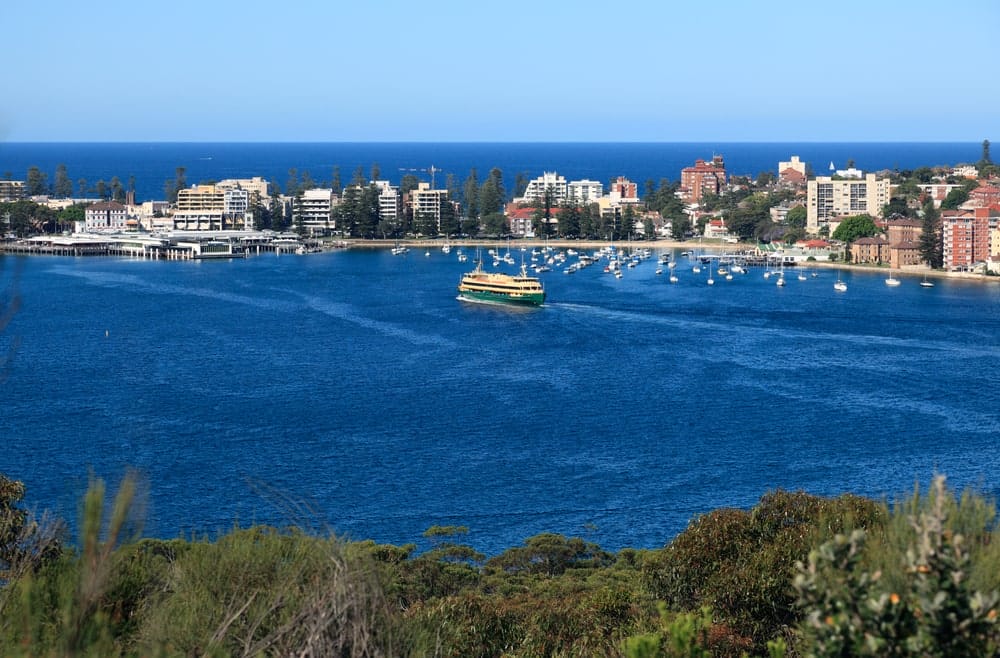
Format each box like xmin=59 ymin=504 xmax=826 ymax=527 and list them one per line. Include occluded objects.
xmin=2 ymin=0 xmax=997 ymax=142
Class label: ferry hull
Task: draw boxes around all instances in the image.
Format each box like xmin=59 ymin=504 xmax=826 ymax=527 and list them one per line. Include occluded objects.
xmin=457 ymin=289 xmax=545 ymax=307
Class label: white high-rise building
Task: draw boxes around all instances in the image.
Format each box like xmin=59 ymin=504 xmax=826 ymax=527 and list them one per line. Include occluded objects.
xmin=295 ymin=188 xmax=336 ymax=236
xmin=410 ymin=182 xmax=448 ymax=232
xmin=806 ymin=173 xmax=892 ymax=233
xmin=522 ymin=172 xmax=568 ymax=204
xmin=374 ymin=181 xmax=401 ymax=224
xmin=567 ymin=179 xmax=603 ymax=204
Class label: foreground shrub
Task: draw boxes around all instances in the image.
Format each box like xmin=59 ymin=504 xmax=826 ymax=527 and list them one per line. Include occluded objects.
xmin=793 ymin=476 xmax=1000 ymax=656
xmin=0 ymin=474 xmax=137 ymax=657
xmin=641 ymin=490 xmax=884 ymax=653
xmin=405 ymin=585 xmax=642 ymax=657
xmin=135 ymin=526 xmax=398 ymax=657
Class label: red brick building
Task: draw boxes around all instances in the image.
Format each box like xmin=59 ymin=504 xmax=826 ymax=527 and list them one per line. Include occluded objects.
xmin=851 ymin=236 xmax=889 ymax=264
xmin=969 ymin=184 xmax=1000 ymax=208
xmin=609 ymin=176 xmax=638 ymax=199
xmin=885 ymin=218 xmax=922 ymax=245
xmin=941 ymin=207 xmax=992 ymax=270
xmin=680 ymin=155 xmax=726 ymax=204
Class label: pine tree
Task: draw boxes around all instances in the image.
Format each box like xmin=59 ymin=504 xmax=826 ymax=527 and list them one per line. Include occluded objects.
xmin=919 ymin=200 xmax=943 ymax=269
xmin=462 ymin=168 xmax=479 ymax=220
xmin=53 ymin=164 xmax=73 ymax=198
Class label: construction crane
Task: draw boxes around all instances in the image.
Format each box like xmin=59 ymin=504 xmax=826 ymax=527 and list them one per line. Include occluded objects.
xmin=397 ymin=165 xmax=442 ymax=189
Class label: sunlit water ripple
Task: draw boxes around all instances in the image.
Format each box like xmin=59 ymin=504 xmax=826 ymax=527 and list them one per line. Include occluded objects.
xmin=2 ymin=249 xmax=999 ymax=554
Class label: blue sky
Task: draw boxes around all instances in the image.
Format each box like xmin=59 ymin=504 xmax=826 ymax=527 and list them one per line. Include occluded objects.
xmin=2 ymin=0 xmax=997 ymax=142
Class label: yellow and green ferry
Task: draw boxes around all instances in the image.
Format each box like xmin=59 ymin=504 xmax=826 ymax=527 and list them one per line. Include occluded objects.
xmin=457 ymin=261 xmax=545 ymax=307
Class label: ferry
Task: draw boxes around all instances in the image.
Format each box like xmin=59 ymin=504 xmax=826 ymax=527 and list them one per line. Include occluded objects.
xmin=457 ymin=260 xmax=545 ymax=307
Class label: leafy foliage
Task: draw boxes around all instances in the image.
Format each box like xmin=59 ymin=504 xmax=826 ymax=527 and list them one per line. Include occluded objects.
xmin=642 ymin=490 xmax=883 ymax=653
xmin=831 ymin=214 xmax=879 ymax=243
xmin=793 ymin=476 xmax=1000 ymax=656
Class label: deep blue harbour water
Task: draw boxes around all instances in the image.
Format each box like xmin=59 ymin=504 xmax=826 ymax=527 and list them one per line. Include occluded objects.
xmin=0 ymin=142 xmax=984 ymax=202
xmin=3 ymin=249 xmax=1000 ymax=555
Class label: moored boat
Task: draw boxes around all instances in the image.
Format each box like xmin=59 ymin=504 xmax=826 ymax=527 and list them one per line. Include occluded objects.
xmin=457 ymin=260 xmax=545 ymax=306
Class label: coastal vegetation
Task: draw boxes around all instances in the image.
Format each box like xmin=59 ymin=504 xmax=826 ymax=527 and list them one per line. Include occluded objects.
xmin=3 ymin=472 xmax=999 ymax=656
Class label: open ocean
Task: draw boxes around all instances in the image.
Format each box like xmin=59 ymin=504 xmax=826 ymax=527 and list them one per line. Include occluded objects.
xmin=2 ymin=142 xmax=998 ymax=555
xmin=0 ymin=141 xmax=985 ymax=202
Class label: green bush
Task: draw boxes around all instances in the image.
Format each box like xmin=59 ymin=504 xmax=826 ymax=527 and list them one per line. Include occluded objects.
xmin=135 ymin=526 xmax=398 ymax=657
xmin=793 ymin=476 xmax=1000 ymax=656
xmin=641 ymin=490 xmax=884 ymax=653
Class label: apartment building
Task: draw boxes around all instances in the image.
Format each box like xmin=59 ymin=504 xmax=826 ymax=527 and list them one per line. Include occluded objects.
xmin=216 ymin=177 xmax=270 ymax=200
xmin=806 ymin=173 xmax=892 ymax=233
xmin=778 ymin=155 xmax=807 ymax=182
xmin=566 ymin=179 xmax=603 ymax=204
xmin=889 ymin=242 xmax=923 ymax=269
xmin=680 ymin=156 xmax=726 ymax=203
xmin=885 ymin=218 xmax=922 ymax=245
xmin=410 ymin=182 xmax=448 ymax=231
xmin=0 ymin=180 xmax=26 ymax=201
xmin=294 ymin=188 xmax=336 ymax=236
xmin=850 ymin=236 xmax=889 ymax=264
xmin=941 ymin=207 xmax=991 ymax=270
xmin=374 ymin=181 xmax=401 ymax=225
xmin=522 ymin=172 xmax=568 ymax=204
xmin=609 ymin=176 xmax=638 ymax=200
xmin=969 ymin=184 xmax=1000 ymax=208
xmin=173 ymin=184 xmax=248 ymax=230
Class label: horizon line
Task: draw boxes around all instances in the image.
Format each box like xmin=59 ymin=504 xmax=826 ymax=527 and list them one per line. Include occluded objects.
xmin=2 ymin=139 xmax=989 ymax=145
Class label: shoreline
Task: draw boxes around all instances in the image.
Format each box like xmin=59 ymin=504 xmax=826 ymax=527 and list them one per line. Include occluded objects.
xmin=339 ymin=238 xmax=1000 ymax=284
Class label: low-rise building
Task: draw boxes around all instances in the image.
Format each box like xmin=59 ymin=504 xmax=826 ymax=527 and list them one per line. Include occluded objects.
xmin=850 ymin=236 xmax=889 ymax=264
xmin=889 ymin=241 xmax=923 ymax=269
xmin=703 ymin=218 xmax=730 ymax=240
xmin=506 ymin=206 xmax=535 ymax=237
xmin=84 ymin=201 xmax=128 ymax=231
xmin=778 ymin=156 xmax=808 ymax=186
xmin=917 ymin=183 xmax=964 ymax=208
xmin=885 ymin=218 xmax=922 ymax=245
xmin=969 ymin=184 xmax=1000 ymax=208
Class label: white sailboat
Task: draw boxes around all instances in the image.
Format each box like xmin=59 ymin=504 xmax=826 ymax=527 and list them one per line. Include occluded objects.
xmin=920 ymin=272 xmax=935 ymax=288
xmin=885 ymin=270 xmax=901 ymax=286
xmin=834 ymin=271 xmax=847 ymax=292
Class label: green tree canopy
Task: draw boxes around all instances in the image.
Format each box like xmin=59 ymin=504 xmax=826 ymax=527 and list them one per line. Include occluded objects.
xmin=882 ymin=196 xmax=910 ymax=218
xmin=831 ymin=214 xmax=879 ymax=243
xmin=785 ymin=205 xmax=807 ymax=228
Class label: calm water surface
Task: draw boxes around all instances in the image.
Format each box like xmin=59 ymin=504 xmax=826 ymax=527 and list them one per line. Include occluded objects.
xmin=2 ymin=249 xmax=999 ymax=554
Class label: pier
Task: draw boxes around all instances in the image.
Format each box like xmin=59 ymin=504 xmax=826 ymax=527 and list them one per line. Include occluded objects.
xmin=0 ymin=231 xmax=338 ymax=260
